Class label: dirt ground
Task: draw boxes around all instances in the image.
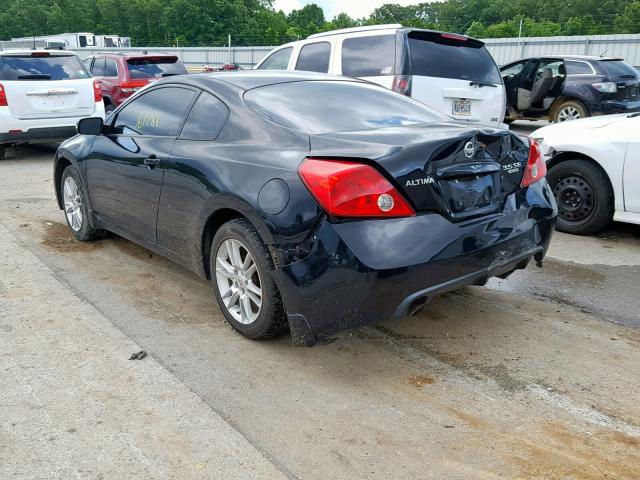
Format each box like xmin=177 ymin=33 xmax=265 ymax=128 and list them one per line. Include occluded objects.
xmin=1 ymin=145 xmax=639 ymax=479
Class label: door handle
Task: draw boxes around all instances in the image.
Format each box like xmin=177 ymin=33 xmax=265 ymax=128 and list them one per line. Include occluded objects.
xmin=143 ymin=156 xmax=161 ymax=169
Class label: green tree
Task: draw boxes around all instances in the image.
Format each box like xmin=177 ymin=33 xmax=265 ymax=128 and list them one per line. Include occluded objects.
xmin=325 ymin=12 xmax=359 ymax=31
xmin=615 ymin=1 xmax=640 ymax=32
xmin=287 ymin=3 xmax=325 ymax=37
xmin=466 ymin=21 xmax=488 ymax=38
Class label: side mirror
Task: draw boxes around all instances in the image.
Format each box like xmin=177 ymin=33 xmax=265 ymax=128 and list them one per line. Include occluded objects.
xmin=77 ymin=117 xmax=104 ymax=135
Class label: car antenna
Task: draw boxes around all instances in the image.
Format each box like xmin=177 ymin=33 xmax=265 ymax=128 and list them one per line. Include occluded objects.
xmin=599 ymin=48 xmax=608 ymax=57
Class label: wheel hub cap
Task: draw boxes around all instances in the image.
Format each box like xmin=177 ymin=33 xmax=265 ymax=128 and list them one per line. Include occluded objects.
xmin=214 ymin=238 xmax=262 ymax=325
xmin=63 ymin=176 xmax=83 ymax=232
xmin=553 ymin=175 xmax=595 ymax=222
xmin=558 ymin=106 xmax=581 ymax=122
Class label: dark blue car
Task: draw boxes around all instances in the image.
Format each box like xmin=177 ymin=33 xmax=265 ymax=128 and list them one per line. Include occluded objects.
xmin=501 ymin=55 xmax=640 ymax=123
xmin=54 ymin=71 xmax=557 ymax=345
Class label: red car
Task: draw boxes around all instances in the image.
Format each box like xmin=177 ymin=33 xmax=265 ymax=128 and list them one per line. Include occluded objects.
xmin=83 ymin=52 xmax=188 ymax=113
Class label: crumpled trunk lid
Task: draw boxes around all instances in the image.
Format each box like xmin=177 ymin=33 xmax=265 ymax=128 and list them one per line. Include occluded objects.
xmin=309 ymin=123 xmax=530 ymax=221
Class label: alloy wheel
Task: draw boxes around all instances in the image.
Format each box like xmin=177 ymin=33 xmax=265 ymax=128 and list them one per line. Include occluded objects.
xmin=215 ymin=238 xmax=262 ymax=325
xmin=553 ymin=175 xmax=596 ymax=223
xmin=63 ymin=176 xmax=83 ymax=232
xmin=557 ymin=106 xmax=582 ymax=122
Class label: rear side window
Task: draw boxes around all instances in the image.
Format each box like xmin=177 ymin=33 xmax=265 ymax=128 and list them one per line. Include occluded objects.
xmin=258 ymin=47 xmax=292 ymax=70
xmin=0 ymin=54 xmax=91 ymax=80
xmin=105 ymin=59 xmax=118 ymax=77
xmin=180 ymin=92 xmax=229 ymax=140
xmin=92 ymin=58 xmax=106 ymax=76
xmin=295 ymin=42 xmax=331 ymax=73
xmin=598 ymin=60 xmax=639 ymax=78
xmin=126 ymin=57 xmax=188 ymax=79
xmin=245 ymin=81 xmax=446 ymax=134
xmin=112 ymin=87 xmax=197 ymax=136
xmin=407 ymin=32 xmax=501 ymax=84
xmin=341 ymin=35 xmax=396 ymax=77
xmin=565 ymin=61 xmax=594 ymax=75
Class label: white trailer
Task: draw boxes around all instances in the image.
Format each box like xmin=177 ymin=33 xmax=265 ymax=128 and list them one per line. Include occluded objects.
xmin=94 ymin=35 xmax=131 ymax=48
xmin=10 ymin=33 xmax=96 ymax=49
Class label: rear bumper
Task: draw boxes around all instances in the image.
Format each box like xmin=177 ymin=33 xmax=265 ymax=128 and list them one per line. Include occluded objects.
xmin=275 ymin=180 xmax=557 ymax=345
xmin=0 ymin=102 xmax=105 ymax=145
xmin=596 ymin=99 xmax=640 ymax=114
xmin=0 ymin=126 xmax=77 ymax=145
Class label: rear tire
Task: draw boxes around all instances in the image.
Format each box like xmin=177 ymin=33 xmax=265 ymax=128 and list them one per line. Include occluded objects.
xmin=210 ymin=218 xmax=287 ymax=339
xmin=547 ymin=160 xmax=613 ymax=235
xmin=61 ymin=165 xmax=107 ymax=241
xmin=0 ymin=146 xmax=5 ymax=160
xmin=104 ymin=100 xmax=115 ymax=115
xmin=552 ymin=100 xmax=588 ymax=123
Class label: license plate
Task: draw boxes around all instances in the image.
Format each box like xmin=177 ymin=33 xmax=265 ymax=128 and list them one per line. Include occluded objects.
xmin=453 ymin=99 xmax=471 ymax=116
xmin=441 ymin=174 xmax=497 ymax=213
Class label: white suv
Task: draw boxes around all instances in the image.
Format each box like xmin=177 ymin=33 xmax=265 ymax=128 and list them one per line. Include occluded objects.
xmin=0 ymin=49 xmax=105 ymax=159
xmin=256 ymin=24 xmax=505 ymax=127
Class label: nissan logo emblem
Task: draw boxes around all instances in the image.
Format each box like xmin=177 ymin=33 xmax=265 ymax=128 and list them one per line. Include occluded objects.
xmin=464 ymin=141 xmax=475 ymax=158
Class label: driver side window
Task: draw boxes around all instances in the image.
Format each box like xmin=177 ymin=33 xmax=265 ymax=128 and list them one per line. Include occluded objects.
xmin=502 ymin=62 xmax=524 ymax=78
xmin=112 ymin=87 xmax=197 ymax=136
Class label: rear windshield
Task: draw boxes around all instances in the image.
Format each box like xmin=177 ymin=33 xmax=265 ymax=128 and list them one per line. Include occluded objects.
xmin=0 ymin=54 xmax=90 ymax=81
xmin=126 ymin=57 xmax=188 ymax=79
xmin=598 ymin=60 xmax=639 ymax=78
xmin=407 ymin=31 xmax=502 ymax=84
xmin=244 ymin=80 xmax=446 ymax=134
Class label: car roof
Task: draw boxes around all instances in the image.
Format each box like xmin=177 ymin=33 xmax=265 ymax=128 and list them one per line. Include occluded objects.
xmin=93 ymin=51 xmax=178 ymax=58
xmin=188 ymin=70 xmax=364 ymax=91
xmin=306 ymin=24 xmax=481 ymax=42
xmin=0 ymin=49 xmax=78 ymax=56
xmin=515 ymin=54 xmax=623 ymax=62
xmin=308 ymin=23 xmax=403 ymax=39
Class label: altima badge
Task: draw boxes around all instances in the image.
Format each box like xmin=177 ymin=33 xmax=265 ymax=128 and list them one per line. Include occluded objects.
xmin=464 ymin=142 xmax=475 ymax=158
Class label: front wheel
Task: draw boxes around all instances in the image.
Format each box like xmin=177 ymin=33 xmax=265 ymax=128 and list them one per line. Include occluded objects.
xmin=210 ymin=218 xmax=287 ymax=339
xmin=61 ymin=165 xmax=107 ymax=241
xmin=547 ymin=160 xmax=613 ymax=235
xmin=552 ymin=100 xmax=588 ymax=123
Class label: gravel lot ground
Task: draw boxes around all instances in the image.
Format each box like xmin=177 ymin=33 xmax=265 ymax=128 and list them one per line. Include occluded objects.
xmin=1 ymin=142 xmax=639 ymax=480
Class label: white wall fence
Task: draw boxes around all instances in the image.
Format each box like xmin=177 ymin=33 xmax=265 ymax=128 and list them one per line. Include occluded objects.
xmin=67 ymin=34 xmax=640 ymax=70
xmin=71 ymin=46 xmax=275 ymax=70
xmin=483 ymin=34 xmax=640 ymax=66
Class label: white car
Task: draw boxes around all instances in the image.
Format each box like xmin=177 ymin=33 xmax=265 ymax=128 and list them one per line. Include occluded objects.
xmin=0 ymin=49 xmax=105 ymax=159
xmin=255 ymin=24 xmax=506 ymax=127
xmin=531 ymin=113 xmax=640 ymax=234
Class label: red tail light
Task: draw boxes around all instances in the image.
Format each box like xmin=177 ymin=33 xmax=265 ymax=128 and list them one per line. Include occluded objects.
xmin=0 ymin=83 xmax=7 ymax=107
xmin=521 ymin=138 xmax=547 ymax=187
xmin=119 ymin=79 xmax=151 ymax=92
xmin=440 ymin=33 xmax=468 ymax=42
xmin=392 ymin=75 xmax=412 ymax=96
xmin=299 ymin=158 xmax=415 ymax=218
xmin=93 ymin=80 xmax=102 ymax=102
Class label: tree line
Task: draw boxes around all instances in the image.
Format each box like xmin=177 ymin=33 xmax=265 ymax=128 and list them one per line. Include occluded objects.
xmin=1 ymin=0 xmax=639 ymax=47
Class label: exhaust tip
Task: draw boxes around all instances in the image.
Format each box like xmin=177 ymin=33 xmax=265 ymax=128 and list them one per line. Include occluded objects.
xmin=408 ymin=297 xmax=429 ymax=316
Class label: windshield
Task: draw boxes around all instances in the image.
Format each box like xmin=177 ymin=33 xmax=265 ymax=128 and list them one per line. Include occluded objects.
xmin=0 ymin=54 xmax=90 ymax=80
xmin=599 ymin=60 xmax=639 ymax=78
xmin=244 ymin=80 xmax=447 ymax=134
xmin=126 ymin=57 xmax=188 ymax=79
xmin=407 ymin=32 xmax=502 ymax=84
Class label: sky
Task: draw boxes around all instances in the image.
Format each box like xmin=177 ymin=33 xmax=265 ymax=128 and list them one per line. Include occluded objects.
xmin=273 ymin=0 xmax=420 ymax=20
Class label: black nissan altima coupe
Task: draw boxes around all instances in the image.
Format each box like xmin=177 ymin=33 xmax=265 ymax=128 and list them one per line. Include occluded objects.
xmin=54 ymin=71 xmax=557 ymax=345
